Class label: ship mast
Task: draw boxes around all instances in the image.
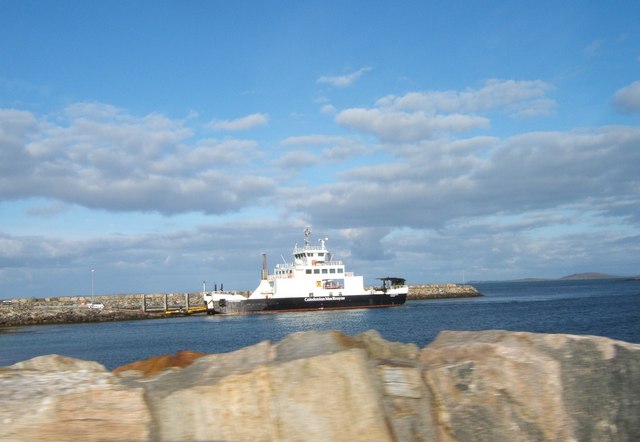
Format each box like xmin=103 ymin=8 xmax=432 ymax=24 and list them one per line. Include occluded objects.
xmin=303 ymin=226 xmax=311 ymax=247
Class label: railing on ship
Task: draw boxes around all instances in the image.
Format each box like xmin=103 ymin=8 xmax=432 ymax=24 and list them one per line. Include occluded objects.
xmin=275 ymin=260 xmax=344 ymax=271
xmin=269 ymin=271 xmax=354 ymax=281
xmin=293 ymin=244 xmax=327 ymax=253
xmin=271 ymin=264 xmax=352 ymax=280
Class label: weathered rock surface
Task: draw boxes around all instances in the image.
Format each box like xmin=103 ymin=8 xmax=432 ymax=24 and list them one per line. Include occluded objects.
xmin=1 ymin=330 xmax=639 ymax=441
xmin=421 ymin=331 xmax=640 ymax=441
xmin=1 ymin=355 xmax=150 ymax=441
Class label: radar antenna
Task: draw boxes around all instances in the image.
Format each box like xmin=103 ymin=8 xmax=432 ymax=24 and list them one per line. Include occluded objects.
xmin=303 ymin=226 xmax=311 ymax=246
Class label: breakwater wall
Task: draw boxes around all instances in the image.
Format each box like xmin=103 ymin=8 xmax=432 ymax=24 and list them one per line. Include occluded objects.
xmin=1 ymin=285 xmax=478 ymax=327
xmin=2 ymin=292 xmax=212 ymax=311
xmin=2 ymin=329 xmax=639 ymax=441
xmin=408 ymin=283 xmax=481 ymax=299
xmin=0 ymin=293 xmax=206 ymax=327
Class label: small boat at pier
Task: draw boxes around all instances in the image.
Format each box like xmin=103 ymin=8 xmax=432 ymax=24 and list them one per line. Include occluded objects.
xmin=203 ymin=227 xmax=407 ymax=314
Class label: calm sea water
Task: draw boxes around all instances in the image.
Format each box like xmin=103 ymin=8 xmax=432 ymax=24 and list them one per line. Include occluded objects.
xmin=1 ymin=279 xmax=639 ymax=370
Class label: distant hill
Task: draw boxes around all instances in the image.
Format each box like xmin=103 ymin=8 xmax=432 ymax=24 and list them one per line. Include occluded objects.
xmin=473 ymin=272 xmax=635 ymax=284
xmin=501 ymin=272 xmax=625 ymax=283
xmin=559 ymin=272 xmax=621 ymax=280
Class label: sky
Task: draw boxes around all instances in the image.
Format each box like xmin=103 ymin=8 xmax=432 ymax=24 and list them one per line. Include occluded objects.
xmin=1 ymin=1 xmax=639 ymax=298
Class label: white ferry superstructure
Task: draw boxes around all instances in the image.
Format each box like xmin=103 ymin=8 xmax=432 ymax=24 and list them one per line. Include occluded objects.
xmin=203 ymin=227 xmax=407 ymax=314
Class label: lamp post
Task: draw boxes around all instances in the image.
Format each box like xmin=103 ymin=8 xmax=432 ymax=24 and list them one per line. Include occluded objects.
xmin=91 ymin=269 xmax=95 ymax=297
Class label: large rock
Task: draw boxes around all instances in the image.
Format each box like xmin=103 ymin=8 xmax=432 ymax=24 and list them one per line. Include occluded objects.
xmin=151 ymin=348 xmax=392 ymax=441
xmin=421 ymin=330 xmax=640 ymax=441
xmin=0 ymin=355 xmax=150 ymax=441
xmin=1 ymin=330 xmax=639 ymax=441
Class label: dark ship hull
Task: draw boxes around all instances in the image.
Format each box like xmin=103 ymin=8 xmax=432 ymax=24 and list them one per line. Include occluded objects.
xmin=206 ymin=292 xmax=407 ymax=315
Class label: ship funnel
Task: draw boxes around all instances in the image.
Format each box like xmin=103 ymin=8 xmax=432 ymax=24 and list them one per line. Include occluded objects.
xmin=261 ymin=253 xmax=268 ymax=280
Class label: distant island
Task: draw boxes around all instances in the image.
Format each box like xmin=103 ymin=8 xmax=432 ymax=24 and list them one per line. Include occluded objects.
xmin=559 ymin=272 xmax=622 ymax=280
xmin=510 ymin=272 xmax=637 ymax=282
xmin=472 ymin=272 xmax=639 ymax=284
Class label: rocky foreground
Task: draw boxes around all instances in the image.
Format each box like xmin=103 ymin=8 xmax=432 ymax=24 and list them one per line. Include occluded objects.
xmin=1 ymin=329 xmax=638 ymax=441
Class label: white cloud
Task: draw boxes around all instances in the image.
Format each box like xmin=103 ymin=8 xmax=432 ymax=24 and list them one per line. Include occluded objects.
xmin=377 ymin=79 xmax=554 ymax=115
xmin=273 ymin=150 xmax=319 ymax=169
xmin=281 ymin=134 xmax=356 ymax=146
xmin=0 ymin=104 xmax=275 ymax=215
xmin=280 ymin=134 xmax=369 ymax=163
xmin=473 ymin=127 xmax=640 ymax=217
xmin=0 ymin=108 xmax=38 ymax=177
xmin=282 ymin=126 xmax=640 ymax=230
xmin=321 ymin=104 xmax=337 ymax=114
xmin=335 ymin=79 xmax=555 ymax=142
xmin=317 ymin=67 xmax=372 ymax=87
xmin=206 ymin=112 xmax=269 ymax=131
xmin=336 ymin=107 xmax=490 ymax=142
xmin=613 ymin=80 xmax=640 ymax=113
xmin=152 ymin=139 xmax=261 ymax=173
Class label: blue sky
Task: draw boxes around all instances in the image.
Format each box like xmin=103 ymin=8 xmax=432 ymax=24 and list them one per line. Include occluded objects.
xmin=1 ymin=1 xmax=639 ymax=298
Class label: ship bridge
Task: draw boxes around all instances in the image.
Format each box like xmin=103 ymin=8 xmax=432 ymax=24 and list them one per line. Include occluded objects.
xmin=272 ymin=228 xmax=347 ymax=279
xmin=293 ymin=227 xmax=333 ymax=266
xmin=293 ymin=243 xmax=331 ymax=266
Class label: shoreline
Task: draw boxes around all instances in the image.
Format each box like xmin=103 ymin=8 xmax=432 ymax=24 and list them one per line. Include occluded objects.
xmin=1 ymin=284 xmax=481 ymax=328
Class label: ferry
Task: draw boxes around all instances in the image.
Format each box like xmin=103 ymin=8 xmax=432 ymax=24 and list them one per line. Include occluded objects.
xmin=203 ymin=227 xmax=407 ymax=314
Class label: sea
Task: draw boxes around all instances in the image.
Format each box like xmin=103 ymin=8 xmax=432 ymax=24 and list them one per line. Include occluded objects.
xmin=1 ymin=278 xmax=639 ymax=370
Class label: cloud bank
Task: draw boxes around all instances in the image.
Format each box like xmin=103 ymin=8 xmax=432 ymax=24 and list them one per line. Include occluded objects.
xmin=336 ymin=79 xmax=556 ymax=142
xmin=0 ymin=104 xmax=274 ymax=215
xmin=1 ymin=78 xmax=639 ymax=296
